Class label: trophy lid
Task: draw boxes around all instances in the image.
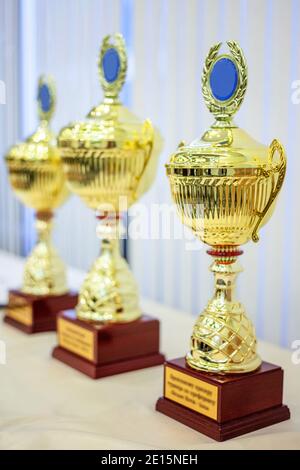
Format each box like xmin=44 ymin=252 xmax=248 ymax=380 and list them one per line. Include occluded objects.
xmin=58 ymin=33 xmax=153 ymax=153
xmin=58 ymin=33 xmax=162 ymax=210
xmin=5 ymin=77 xmax=69 ymax=211
xmin=167 ymin=41 xmax=270 ymax=173
xmin=6 ymin=76 xmax=59 ymax=162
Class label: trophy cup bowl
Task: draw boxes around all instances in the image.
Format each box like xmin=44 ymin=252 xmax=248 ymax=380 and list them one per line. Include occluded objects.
xmin=167 ymin=135 xmax=285 ymax=248
xmin=156 ymin=40 xmax=289 ymax=441
xmin=6 ymin=131 xmax=68 ymax=212
xmin=3 ymin=77 xmax=77 ymax=335
xmin=167 ymin=138 xmax=286 ymax=374
xmin=52 ymin=34 xmax=164 ymax=378
xmin=166 ymin=41 xmax=286 ymax=374
xmin=5 ymin=129 xmax=69 ymax=296
xmin=59 ymin=109 xmax=155 ymax=212
xmin=5 ymin=77 xmax=69 ymax=296
xmin=58 ymin=33 xmax=162 ymax=323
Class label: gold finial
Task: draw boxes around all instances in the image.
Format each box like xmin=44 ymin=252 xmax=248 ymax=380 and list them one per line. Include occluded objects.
xmin=201 ymin=40 xmax=247 ymax=123
xmin=98 ymin=33 xmax=127 ymax=101
xmin=37 ymin=75 xmax=56 ymax=123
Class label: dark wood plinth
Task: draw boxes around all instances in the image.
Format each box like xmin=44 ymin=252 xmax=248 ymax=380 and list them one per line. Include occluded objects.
xmin=52 ymin=310 xmax=165 ymax=379
xmin=3 ymin=290 xmax=78 ymax=334
xmin=156 ymin=398 xmax=289 ymax=442
xmin=156 ymin=357 xmax=290 ymax=441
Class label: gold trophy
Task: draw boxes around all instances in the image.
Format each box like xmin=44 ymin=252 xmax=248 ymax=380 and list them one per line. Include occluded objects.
xmin=52 ymin=33 xmax=164 ymax=378
xmin=156 ymin=41 xmax=290 ymax=440
xmin=4 ymin=77 xmax=77 ymax=333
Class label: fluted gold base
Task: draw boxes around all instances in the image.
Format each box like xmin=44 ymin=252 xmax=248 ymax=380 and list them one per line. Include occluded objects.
xmin=22 ymin=212 xmax=67 ymax=296
xmin=187 ymin=251 xmax=261 ymax=374
xmin=186 ymin=351 xmax=261 ymax=374
xmin=76 ymin=214 xmax=141 ymax=323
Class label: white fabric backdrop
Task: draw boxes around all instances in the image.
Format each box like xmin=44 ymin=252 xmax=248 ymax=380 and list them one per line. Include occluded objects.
xmin=0 ymin=0 xmax=21 ymax=255
xmin=129 ymin=0 xmax=300 ymax=348
xmin=0 ymin=0 xmax=299 ymax=347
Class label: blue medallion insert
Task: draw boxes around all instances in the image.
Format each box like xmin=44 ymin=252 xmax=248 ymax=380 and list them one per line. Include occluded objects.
xmin=38 ymin=84 xmax=51 ymax=113
xmin=102 ymin=48 xmax=121 ymax=83
xmin=209 ymin=57 xmax=238 ymax=102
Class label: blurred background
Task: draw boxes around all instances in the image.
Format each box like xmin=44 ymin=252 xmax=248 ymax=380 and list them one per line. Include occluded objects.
xmin=0 ymin=0 xmax=299 ymax=348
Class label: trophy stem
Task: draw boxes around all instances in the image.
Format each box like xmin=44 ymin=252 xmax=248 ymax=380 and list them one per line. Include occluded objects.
xmin=186 ymin=245 xmax=261 ymax=374
xmin=96 ymin=213 xmax=123 ymax=279
xmin=35 ymin=210 xmax=54 ymax=243
xmin=75 ymin=212 xmax=141 ymax=323
xmin=21 ymin=210 xmax=68 ymax=296
xmin=209 ymin=251 xmax=243 ymax=305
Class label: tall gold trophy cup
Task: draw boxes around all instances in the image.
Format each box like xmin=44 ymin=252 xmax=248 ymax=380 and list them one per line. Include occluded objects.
xmin=4 ymin=77 xmax=77 ymax=333
xmin=52 ymin=34 xmax=164 ymax=378
xmin=156 ymin=41 xmax=290 ymax=440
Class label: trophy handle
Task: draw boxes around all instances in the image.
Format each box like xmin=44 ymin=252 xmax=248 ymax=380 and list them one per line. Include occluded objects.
xmin=142 ymin=118 xmax=154 ymax=162
xmin=133 ymin=119 xmax=155 ymax=199
xmin=251 ymin=139 xmax=286 ymax=243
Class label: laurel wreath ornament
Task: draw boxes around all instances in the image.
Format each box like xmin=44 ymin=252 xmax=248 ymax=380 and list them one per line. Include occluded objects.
xmin=201 ymin=40 xmax=248 ymax=121
xmin=98 ymin=33 xmax=127 ymax=100
xmin=37 ymin=75 xmax=56 ymax=123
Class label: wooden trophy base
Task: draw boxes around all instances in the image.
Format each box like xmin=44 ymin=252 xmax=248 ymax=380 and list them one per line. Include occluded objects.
xmin=52 ymin=310 xmax=165 ymax=379
xmin=3 ymin=289 xmax=78 ymax=334
xmin=156 ymin=357 xmax=290 ymax=441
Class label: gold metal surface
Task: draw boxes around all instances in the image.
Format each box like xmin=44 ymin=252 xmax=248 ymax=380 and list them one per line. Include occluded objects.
xmin=22 ymin=212 xmax=67 ymax=295
xmin=186 ymin=256 xmax=261 ymax=373
xmin=58 ymin=33 xmax=162 ymax=323
xmin=76 ymin=216 xmax=140 ymax=323
xmin=166 ymin=41 xmax=287 ymax=373
xmin=5 ymin=76 xmax=68 ymax=295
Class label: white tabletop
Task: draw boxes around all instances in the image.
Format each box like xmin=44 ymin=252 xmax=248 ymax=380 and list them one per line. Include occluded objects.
xmin=0 ymin=250 xmax=299 ymax=450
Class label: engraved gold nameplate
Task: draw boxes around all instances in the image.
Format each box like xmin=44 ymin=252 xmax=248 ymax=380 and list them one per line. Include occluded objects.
xmin=6 ymin=294 xmax=33 ymax=326
xmin=58 ymin=318 xmax=95 ymax=361
xmin=164 ymin=366 xmax=218 ymax=420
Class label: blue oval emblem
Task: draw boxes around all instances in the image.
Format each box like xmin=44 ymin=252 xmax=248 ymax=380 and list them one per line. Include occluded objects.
xmin=209 ymin=57 xmax=238 ymax=102
xmin=38 ymin=84 xmax=51 ymax=113
xmin=102 ymin=48 xmax=121 ymax=83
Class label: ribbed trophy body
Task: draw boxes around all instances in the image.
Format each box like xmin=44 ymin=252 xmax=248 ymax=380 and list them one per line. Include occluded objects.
xmin=166 ymin=41 xmax=286 ymax=373
xmin=61 ymin=146 xmax=147 ymax=210
xmin=168 ymin=131 xmax=284 ymax=247
xmin=5 ymin=78 xmax=69 ymax=296
xmin=7 ymin=140 xmax=67 ymax=211
xmin=170 ymin=171 xmax=271 ymax=246
xmin=59 ymin=34 xmax=162 ymax=323
xmin=59 ymin=106 xmax=154 ymax=212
